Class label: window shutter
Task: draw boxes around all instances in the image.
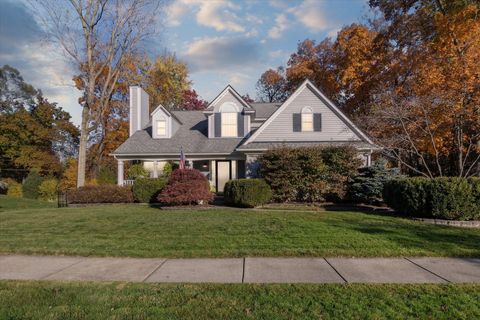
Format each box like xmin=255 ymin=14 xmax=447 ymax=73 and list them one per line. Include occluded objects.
xmin=314 ymin=113 xmax=322 ymax=132
xmin=237 ymin=113 xmax=244 ymax=137
xmin=214 ymin=113 xmax=221 ymax=137
xmin=293 ymin=113 xmax=301 ymax=132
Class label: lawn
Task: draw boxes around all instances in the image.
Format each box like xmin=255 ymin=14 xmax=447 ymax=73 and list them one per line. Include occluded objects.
xmin=0 ymin=281 xmax=479 ymax=319
xmin=0 ymin=194 xmax=55 ymax=212
xmin=1 ymin=195 xmax=479 ymax=258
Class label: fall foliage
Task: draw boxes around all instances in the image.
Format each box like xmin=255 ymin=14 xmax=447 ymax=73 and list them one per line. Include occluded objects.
xmin=258 ymin=0 xmax=480 ymax=177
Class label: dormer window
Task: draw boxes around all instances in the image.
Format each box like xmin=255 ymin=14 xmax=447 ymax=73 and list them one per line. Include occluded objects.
xmin=221 ymin=112 xmax=237 ymax=137
xmin=301 ymin=107 xmax=313 ymax=132
xmin=156 ymin=118 xmax=166 ymax=136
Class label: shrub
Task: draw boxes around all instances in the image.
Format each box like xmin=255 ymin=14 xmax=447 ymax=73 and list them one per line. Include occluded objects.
xmin=97 ymin=167 xmax=116 ymax=185
xmin=68 ymin=185 xmax=134 ymax=204
xmin=347 ymin=159 xmax=401 ymax=204
xmin=383 ymin=177 xmax=479 ymax=220
xmin=259 ymin=146 xmax=359 ymax=202
xmin=133 ymin=178 xmax=167 ymax=203
xmin=0 ymin=181 xmax=8 ymax=194
xmin=22 ymin=171 xmax=44 ymax=199
xmin=224 ymin=179 xmax=272 ymax=208
xmin=158 ymin=168 xmax=213 ymax=205
xmin=128 ymin=163 xmax=148 ymax=179
xmin=162 ymin=162 xmax=173 ymax=177
xmin=2 ymin=178 xmax=22 ymax=197
xmin=38 ymin=178 xmax=59 ymax=202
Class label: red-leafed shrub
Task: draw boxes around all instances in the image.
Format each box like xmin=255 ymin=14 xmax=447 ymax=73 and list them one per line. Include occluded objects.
xmin=158 ymin=168 xmax=213 ymax=205
xmin=68 ymin=185 xmax=134 ymax=204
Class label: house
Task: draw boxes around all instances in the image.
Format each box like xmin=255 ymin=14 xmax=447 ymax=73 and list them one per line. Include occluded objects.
xmin=112 ymin=79 xmax=377 ymax=192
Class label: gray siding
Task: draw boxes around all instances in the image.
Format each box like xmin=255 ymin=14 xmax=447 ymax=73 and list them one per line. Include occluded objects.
xmin=129 ymin=87 xmax=138 ymax=136
xmin=254 ymin=87 xmax=361 ymax=142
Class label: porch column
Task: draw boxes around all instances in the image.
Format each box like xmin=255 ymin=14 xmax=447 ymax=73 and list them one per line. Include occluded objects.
xmin=117 ymin=160 xmax=124 ymax=186
xmin=153 ymin=160 xmax=158 ymax=178
xmin=365 ymin=152 xmax=372 ymax=167
xmin=188 ymin=160 xmax=193 ymax=168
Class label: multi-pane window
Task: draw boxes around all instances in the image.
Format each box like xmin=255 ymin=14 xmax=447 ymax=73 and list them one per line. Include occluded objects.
xmin=221 ymin=112 xmax=237 ymax=137
xmin=301 ymin=112 xmax=313 ymax=132
xmin=156 ymin=119 xmax=166 ymax=136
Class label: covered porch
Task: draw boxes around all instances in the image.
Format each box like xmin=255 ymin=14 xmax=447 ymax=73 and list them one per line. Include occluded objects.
xmin=114 ymin=155 xmax=246 ymax=193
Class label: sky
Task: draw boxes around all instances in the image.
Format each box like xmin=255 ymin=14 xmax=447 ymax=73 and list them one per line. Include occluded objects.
xmin=0 ymin=0 xmax=369 ymax=125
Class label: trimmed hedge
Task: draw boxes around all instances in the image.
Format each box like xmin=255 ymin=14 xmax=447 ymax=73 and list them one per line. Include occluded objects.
xmin=132 ymin=178 xmax=167 ymax=203
xmin=158 ymin=169 xmax=213 ymax=205
xmin=224 ymin=179 xmax=272 ymax=208
xmin=383 ymin=177 xmax=480 ymax=220
xmin=68 ymin=185 xmax=134 ymax=204
xmin=22 ymin=171 xmax=44 ymax=199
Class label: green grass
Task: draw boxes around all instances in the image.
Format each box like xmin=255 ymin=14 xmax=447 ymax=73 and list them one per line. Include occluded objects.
xmin=0 ymin=194 xmax=55 ymax=211
xmin=1 ymin=197 xmax=479 ymax=258
xmin=0 ymin=281 xmax=478 ymax=319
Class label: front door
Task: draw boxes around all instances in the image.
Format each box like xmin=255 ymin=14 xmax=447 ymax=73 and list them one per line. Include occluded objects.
xmin=216 ymin=161 xmax=231 ymax=193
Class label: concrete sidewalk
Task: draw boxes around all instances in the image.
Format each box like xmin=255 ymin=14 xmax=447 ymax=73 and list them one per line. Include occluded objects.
xmin=0 ymin=255 xmax=479 ymax=284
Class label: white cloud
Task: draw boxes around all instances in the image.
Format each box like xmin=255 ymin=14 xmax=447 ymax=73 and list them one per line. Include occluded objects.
xmin=166 ymin=0 xmax=190 ymax=26
xmin=268 ymin=13 xmax=289 ymax=39
xmin=196 ymin=0 xmax=244 ymax=32
xmin=269 ymin=49 xmax=284 ymax=58
xmin=182 ymin=36 xmax=260 ymax=72
xmin=166 ymin=0 xmax=246 ymax=32
xmin=288 ymin=0 xmax=330 ymax=32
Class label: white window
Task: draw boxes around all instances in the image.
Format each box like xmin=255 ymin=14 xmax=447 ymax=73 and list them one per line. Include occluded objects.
xmin=221 ymin=112 xmax=237 ymax=137
xmin=156 ymin=119 xmax=166 ymax=136
xmin=301 ymin=107 xmax=313 ymax=132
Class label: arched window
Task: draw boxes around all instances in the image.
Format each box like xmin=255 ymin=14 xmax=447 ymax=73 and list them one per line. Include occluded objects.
xmin=301 ymin=106 xmax=313 ymax=132
xmin=219 ymin=102 xmax=238 ymax=137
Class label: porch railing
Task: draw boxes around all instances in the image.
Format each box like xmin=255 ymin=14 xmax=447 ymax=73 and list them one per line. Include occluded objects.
xmin=123 ymin=179 xmax=135 ymax=186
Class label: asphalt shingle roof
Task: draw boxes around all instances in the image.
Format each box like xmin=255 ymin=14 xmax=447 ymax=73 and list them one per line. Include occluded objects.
xmin=250 ymin=103 xmax=281 ymax=119
xmin=113 ymin=111 xmax=244 ymax=155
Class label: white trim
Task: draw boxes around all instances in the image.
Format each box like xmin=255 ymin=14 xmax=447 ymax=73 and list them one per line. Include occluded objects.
xmin=151 ymin=104 xmax=172 ymax=117
xmin=243 ymin=79 xmax=374 ymax=145
xmin=205 ymin=85 xmax=252 ymax=111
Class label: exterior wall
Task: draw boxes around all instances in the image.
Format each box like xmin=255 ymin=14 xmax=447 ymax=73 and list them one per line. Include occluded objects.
xmin=254 ymin=87 xmax=361 ymax=142
xmin=212 ymin=91 xmax=244 ymax=112
xmin=129 ymin=86 xmax=149 ymax=136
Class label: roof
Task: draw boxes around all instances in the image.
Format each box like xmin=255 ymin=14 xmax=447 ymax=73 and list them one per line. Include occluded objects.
xmin=113 ymin=111 xmax=244 ymax=155
xmin=250 ymin=103 xmax=281 ymax=119
xmin=236 ymin=141 xmax=377 ymax=151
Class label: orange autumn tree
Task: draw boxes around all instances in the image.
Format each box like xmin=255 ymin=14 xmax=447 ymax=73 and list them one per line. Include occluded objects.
xmin=366 ymin=1 xmax=480 ymax=177
xmin=285 ymin=24 xmax=379 ymax=116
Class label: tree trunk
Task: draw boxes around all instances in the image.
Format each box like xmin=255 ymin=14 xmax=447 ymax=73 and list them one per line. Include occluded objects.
xmin=76 ymin=105 xmax=89 ymax=187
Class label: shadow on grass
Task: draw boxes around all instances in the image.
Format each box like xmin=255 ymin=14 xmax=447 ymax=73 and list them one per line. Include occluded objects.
xmin=326 ymin=212 xmax=480 ymax=256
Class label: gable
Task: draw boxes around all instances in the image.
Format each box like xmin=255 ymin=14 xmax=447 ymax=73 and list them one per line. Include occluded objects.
xmin=208 ymin=88 xmax=251 ymax=112
xmin=245 ymin=81 xmax=371 ymax=144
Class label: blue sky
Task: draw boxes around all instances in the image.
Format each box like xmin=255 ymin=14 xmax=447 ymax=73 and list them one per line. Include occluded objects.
xmin=0 ymin=0 xmax=369 ymax=125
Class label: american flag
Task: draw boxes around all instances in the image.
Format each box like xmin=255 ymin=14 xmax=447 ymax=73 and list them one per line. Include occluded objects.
xmin=179 ymin=147 xmax=186 ymax=169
